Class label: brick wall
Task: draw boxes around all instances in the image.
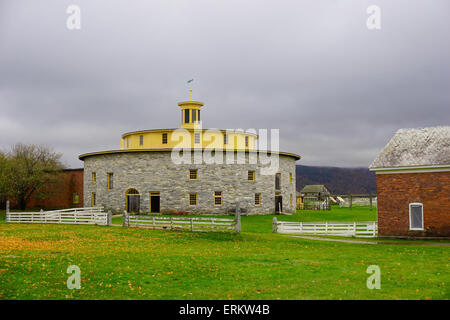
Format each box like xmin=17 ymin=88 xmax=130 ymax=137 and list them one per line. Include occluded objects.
xmin=376 ymin=171 xmax=450 ymax=237
xmin=26 ymin=169 xmax=84 ymax=209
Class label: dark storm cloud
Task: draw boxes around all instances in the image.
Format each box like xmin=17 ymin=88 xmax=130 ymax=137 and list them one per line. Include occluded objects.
xmin=1 ymin=0 xmax=449 ymax=167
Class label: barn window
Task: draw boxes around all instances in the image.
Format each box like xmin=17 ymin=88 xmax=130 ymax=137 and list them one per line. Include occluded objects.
xmin=139 ymin=135 xmax=144 ymax=146
xmin=198 ymin=110 xmax=200 ymax=121
xmin=189 ymin=169 xmax=198 ymax=180
xmin=192 ymin=109 xmax=197 ymax=122
xmin=107 ymin=173 xmax=113 ymax=190
xmin=245 ymin=136 xmax=249 ymax=147
xmin=290 ymin=194 xmax=293 ymax=205
xmin=189 ymin=193 xmax=197 ymax=206
xmin=214 ymin=191 xmax=223 ymax=206
xmin=92 ymin=172 xmax=96 ymax=182
xmin=255 ymin=193 xmax=261 ymax=206
xmin=224 ymin=133 xmax=228 ymax=145
xmin=289 ymin=173 xmax=292 ymax=184
xmin=185 ymin=109 xmax=190 ymax=123
xmin=91 ymin=192 xmax=96 ymax=206
xmin=248 ymin=170 xmax=255 ymax=181
xmin=162 ymin=133 xmax=168 ymax=144
xmin=275 ymin=173 xmax=281 ymax=190
xmin=73 ymin=193 xmax=79 ymax=204
xmin=409 ymin=203 xmax=424 ymax=230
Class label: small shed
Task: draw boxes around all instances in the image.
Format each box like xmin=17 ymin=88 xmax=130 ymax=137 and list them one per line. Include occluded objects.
xmin=369 ymin=126 xmax=450 ymax=238
xmin=300 ymin=185 xmax=330 ymax=201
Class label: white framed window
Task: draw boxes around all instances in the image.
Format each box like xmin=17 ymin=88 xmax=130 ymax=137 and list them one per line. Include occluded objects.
xmin=409 ymin=203 xmax=424 ymax=230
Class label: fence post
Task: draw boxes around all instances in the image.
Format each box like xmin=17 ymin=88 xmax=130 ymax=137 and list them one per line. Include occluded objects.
xmin=107 ymin=211 xmax=112 ymax=226
xmin=170 ymin=217 xmax=173 ymax=230
xmin=152 ymin=216 xmax=155 ymax=229
xmin=349 ymin=194 xmax=353 ymax=210
xmin=122 ymin=210 xmax=128 ymax=227
xmin=353 ymin=222 xmax=356 ymax=237
xmin=5 ymin=200 xmax=9 ymax=223
xmin=272 ymin=217 xmax=278 ymax=233
xmin=190 ymin=218 xmax=193 ymax=231
xmin=325 ymin=221 xmax=328 ymax=234
xmin=235 ymin=202 xmax=241 ymax=233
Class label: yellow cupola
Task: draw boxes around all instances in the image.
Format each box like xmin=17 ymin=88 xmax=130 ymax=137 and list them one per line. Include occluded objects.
xmin=178 ymin=89 xmax=204 ymax=130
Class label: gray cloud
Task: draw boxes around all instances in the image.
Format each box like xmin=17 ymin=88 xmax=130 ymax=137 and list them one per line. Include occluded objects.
xmin=1 ymin=0 xmax=449 ymax=168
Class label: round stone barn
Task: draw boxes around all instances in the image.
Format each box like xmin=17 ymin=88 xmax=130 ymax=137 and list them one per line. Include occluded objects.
xmin=79 ymin=92 xmax=300 ymax=215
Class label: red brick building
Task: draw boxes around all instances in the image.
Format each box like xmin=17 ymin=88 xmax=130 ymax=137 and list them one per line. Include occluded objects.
xmin=26 ymin=168 xmax=84 ymax=210
xmin=370 ymin=126 xmax=450 ymax=238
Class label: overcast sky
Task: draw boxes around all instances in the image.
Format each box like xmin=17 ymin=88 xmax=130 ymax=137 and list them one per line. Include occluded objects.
xmin=1 ymin=0 xmax=449 ymax=168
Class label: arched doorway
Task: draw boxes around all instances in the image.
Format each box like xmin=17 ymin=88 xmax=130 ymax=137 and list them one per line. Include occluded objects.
xmin=126 ymin=188 xmax=140 ymax=213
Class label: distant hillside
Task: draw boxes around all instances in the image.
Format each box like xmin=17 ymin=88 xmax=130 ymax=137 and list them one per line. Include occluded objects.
xmin=296 ymin=165 xmax=376 ymax=195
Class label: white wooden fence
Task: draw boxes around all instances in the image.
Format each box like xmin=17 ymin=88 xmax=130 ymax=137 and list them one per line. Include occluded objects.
xmin=6 ymin=206 xmax=111 ymax=226
xmin=273 ymin=218 xmax=377 ymax=238
xmin=124 ymin=211 xmax=239 ymax=233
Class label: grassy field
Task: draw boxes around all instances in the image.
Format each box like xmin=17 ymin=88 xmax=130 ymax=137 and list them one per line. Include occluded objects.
xmin=0 ymin=207 xmax=448 ymax=300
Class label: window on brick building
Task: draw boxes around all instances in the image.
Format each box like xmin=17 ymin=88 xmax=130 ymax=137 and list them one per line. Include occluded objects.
xmin=409 ymin=203 xmax=424 ymax=230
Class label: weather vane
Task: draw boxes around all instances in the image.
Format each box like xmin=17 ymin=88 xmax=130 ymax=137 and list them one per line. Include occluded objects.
xmin=187 ymin=79 xmax=194 ymax=101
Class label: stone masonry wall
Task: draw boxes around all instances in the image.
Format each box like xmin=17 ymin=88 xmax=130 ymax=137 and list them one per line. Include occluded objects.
xmin=376 ymin=171 xmax=450 ymax=237
xmin=83 ymin=151 xmax=297 ymax=215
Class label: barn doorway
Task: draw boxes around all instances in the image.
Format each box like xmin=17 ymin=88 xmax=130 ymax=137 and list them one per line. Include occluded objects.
xmin=275 ymin=195 xmax=283 ymax=213
xmin=126 ymin=188 xmax=140 ymax=213
xmin=150 ymin=192 xmax=160 ymax=213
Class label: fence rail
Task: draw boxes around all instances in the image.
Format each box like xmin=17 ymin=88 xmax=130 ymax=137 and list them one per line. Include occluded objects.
xmin=124 ymin=212 xmax=238 ymax=233
xmin=6 ymin=206 xmax=110 ymax=226
xmin=273 ymin=218 xmax=377 ymax=238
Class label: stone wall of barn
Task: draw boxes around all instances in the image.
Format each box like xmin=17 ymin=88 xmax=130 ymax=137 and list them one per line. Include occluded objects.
xmin=83 ymin=151 xmax=297 ymax=215
xmin=376 ymin=171 xmax=450 ymax=237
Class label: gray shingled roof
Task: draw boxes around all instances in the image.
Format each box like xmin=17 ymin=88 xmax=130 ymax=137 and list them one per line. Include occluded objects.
xmin=370 ymin=126 xmax=450 ymax=169
xmin=300 ymin=185 xmax=330 ymax=194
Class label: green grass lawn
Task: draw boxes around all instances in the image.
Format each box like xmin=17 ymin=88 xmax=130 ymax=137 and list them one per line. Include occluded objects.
xmin=0 ymin=206 xmax=448 ymax=300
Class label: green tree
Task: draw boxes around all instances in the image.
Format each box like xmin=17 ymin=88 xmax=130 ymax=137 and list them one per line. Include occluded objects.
xmin=4 ymin=144 xmax=65 ymax=210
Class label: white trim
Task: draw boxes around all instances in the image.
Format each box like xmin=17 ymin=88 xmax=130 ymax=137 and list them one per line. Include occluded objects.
xmin=409 ymin=203 xmax=424 ymax=231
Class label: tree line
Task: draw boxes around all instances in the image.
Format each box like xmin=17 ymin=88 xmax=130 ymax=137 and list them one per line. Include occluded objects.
xmin=0 ymin=144 xmax=64 ymax=210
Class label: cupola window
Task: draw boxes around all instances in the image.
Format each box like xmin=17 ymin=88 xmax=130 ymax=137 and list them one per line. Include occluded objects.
xmin=184 ymin=109 xmax=190 ymax=123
